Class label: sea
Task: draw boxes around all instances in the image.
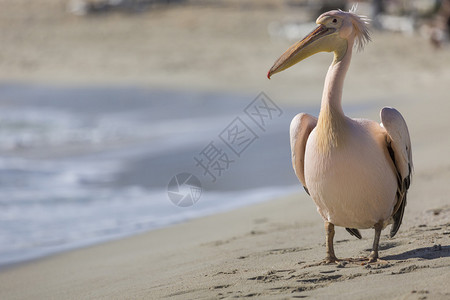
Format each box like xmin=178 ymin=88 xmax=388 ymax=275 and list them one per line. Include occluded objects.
xmin=0 ymin=83 xmax=316 ymax=268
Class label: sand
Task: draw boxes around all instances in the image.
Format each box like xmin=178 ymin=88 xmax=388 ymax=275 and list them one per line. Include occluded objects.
xmin=0 ymin=1 xmax=450 ymax=299
xmin=0 ymin=194 xmax=448 ymax=299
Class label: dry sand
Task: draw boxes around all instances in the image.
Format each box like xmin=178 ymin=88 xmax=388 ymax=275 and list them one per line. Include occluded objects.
xmin=0 ymin=1 xmax=450 ymax=299
xmin=0 ymin=194 xmax=448 ymax=299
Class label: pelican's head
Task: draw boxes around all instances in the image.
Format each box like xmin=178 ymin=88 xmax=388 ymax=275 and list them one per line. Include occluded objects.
xmin=267 ymin=7 xmax=370 ymax=79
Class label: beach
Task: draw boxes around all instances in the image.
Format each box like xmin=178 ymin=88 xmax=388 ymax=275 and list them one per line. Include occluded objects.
xmin=0 ymin=0 xmax=450 ymax=299
xmin=0 ymin=192 xmax=448 ymax=299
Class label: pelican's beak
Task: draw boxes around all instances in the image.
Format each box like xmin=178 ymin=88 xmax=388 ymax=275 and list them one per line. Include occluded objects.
xmin=267 ymin=25 xmax=335 ymax=79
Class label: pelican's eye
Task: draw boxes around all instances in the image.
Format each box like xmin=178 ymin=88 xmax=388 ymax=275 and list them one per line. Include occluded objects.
xmin=332 ymin=18 xmax=337 ymax=23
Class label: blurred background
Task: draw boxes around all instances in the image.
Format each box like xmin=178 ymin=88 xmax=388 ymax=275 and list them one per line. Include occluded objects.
xmin=0 ymin=0 xmax=449 ymax=266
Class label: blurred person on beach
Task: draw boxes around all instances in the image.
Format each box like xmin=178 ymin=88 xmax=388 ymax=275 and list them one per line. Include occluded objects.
xmin=429 ymin=0 xmax=450 ymax=47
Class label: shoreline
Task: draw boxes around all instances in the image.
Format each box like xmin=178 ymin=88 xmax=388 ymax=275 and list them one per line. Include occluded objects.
xmin=0 ymin=182 xmax=300 ymax=269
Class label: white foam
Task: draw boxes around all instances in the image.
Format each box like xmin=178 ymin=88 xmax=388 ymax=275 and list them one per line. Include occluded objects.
xmin=0 ymin=181 xmax=300 ymax=266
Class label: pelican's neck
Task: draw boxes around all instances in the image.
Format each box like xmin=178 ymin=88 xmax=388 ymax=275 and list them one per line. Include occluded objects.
xmin=317 ymin=37 xmax=354 ymax=151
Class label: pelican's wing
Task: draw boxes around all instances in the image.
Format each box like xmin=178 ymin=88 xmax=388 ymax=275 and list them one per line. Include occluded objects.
xmin=380 ymin=107 xmax=413 ymax=237
xmin=290 ymin=113 xmax=317 ymax=195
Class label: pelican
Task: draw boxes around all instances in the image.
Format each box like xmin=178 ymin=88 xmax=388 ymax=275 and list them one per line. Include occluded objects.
xmin=268 ymin=7 xmax=412 ymax=263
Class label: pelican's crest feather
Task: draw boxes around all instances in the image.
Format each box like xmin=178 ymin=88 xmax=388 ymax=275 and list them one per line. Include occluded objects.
xmin=346 ymin=4 xmax=371 ymax=51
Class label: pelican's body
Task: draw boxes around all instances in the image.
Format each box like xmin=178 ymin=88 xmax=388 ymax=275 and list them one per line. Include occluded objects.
xmin=305 ymin=118 xmax=397 ymax=229
xmin=269 ymin=7 xmax=412 ymax=262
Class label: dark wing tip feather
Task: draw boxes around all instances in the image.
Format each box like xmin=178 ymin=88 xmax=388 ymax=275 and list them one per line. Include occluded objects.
xmin=389 ymin=159 xmax=412 ymax=238
xmin=303 ymin=186 xmax=310 ymax=196
xmin=346 ymin=228 xmax=362 ymax=239
xmin=390 ymin=193 xmax=407 ymax=238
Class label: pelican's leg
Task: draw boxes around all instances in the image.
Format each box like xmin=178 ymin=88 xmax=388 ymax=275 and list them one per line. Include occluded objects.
xmin=324 ymin=222 xmax=338 ymax=263
xmin=368 ymin=221 xmax=383 ymax=262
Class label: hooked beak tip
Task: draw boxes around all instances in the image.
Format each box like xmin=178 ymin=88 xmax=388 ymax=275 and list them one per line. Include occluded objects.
xmin=267 ymin=70 xmax=272 ymax=80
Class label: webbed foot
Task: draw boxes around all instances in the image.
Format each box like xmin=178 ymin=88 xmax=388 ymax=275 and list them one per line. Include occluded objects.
xmin=323 ymin=255 xmax=339 ymax=264
xmin=368 ymin=251 xmax=378 ymax=263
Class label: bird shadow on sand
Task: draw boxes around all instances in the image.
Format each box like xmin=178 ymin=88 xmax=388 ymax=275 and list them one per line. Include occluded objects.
xmin=383 ymin=245 xmax=450 ymax=261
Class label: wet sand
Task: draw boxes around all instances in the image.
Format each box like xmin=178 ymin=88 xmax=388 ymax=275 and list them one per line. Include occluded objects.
xmin=0 ymin=1 xmax=450 ymax=299
xmin=0 ymin=193 xmax=448 ymax=299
